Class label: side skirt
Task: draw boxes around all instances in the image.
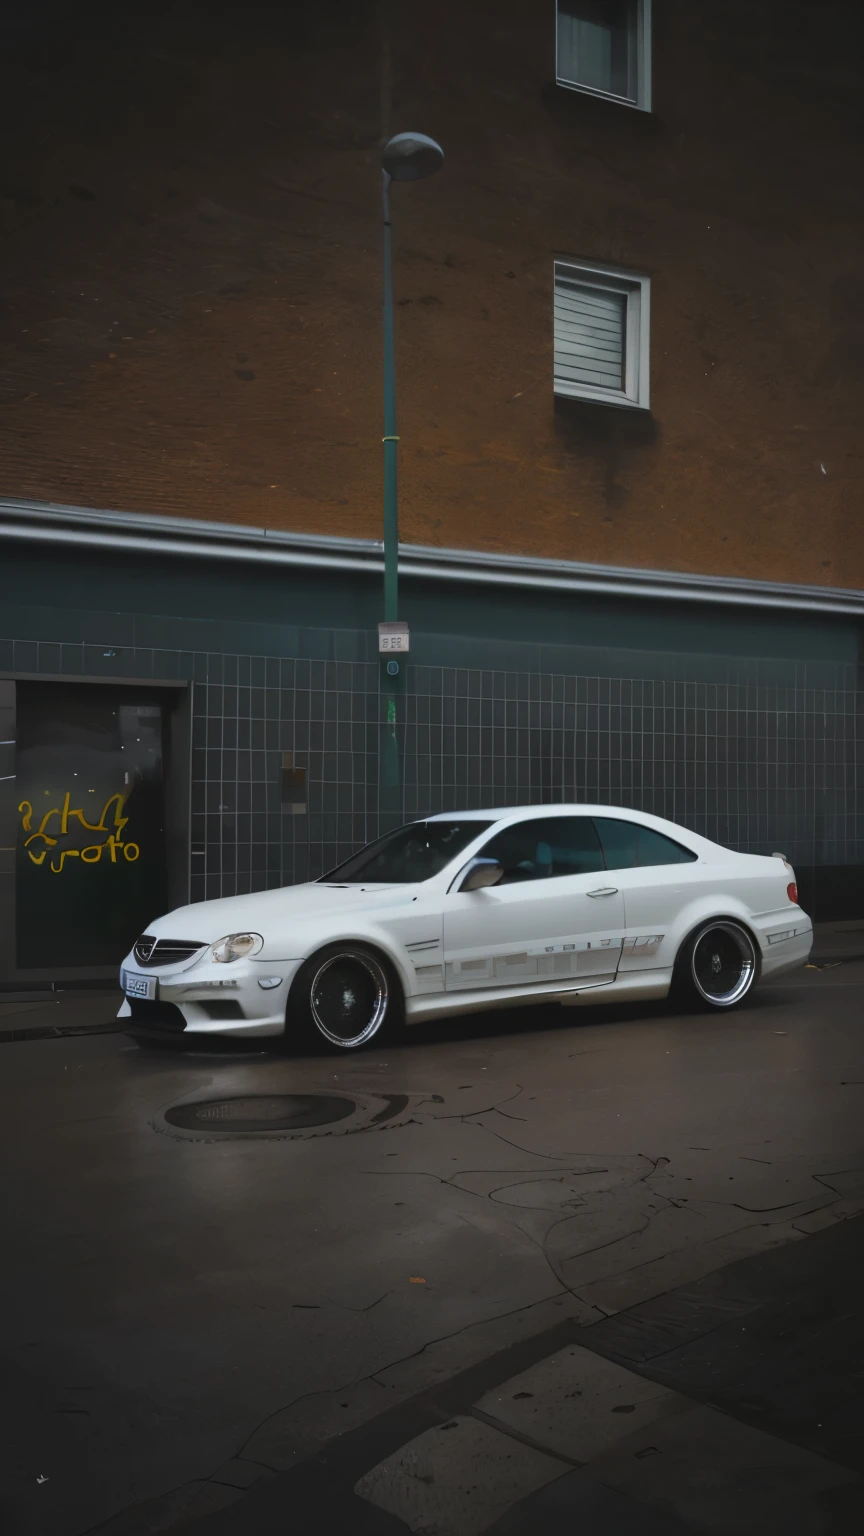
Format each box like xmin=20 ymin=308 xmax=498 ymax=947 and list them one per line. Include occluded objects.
xmin=404 ymin=969 xmax=673 ymax=1024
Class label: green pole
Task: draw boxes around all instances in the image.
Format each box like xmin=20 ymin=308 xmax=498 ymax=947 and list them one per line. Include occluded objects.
xmin=382 ymin=169 xmax=398 ymax=622
xmin=380 ymin=168 xmax=402 ymax=828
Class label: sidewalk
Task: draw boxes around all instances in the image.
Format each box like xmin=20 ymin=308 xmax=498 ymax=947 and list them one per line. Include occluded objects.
xmin=179 ymin=1215 xmax=864 ymax=1536
xmin=0 ymin=988 xmax=121 ymax=1042
xmin=480 ymin=1209 xmax=864 ymax=1534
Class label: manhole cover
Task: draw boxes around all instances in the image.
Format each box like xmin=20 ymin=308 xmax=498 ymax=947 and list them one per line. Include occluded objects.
xmin=163 ymin=1094 xmax=356 ymax=1133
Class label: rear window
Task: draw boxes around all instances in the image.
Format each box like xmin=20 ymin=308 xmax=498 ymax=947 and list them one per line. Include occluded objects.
xmin=594 ymin=818 xmax=698 ymax=870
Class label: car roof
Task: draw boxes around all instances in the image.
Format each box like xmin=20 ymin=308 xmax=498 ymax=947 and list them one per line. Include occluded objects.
xmin=424 ymin=805 xmax=720 ymax=853
xmin=428 ymin=805 xmax=666 ymax=822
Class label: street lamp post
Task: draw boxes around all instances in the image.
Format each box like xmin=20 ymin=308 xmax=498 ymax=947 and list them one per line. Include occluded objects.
xmin=378 ymin=132 xmax=443 ymax=831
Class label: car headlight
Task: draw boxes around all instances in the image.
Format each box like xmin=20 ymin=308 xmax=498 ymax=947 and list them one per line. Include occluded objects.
xmin=210 ymin=933 xmax=264 ymax=964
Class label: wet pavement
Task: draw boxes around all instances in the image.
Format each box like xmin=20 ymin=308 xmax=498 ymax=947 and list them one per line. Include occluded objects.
xmin=1 ymin=963 xmax=863 ymax=1534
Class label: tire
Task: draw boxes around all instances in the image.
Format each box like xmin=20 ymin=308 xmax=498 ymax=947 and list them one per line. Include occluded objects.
xmin=673 ymin=920 xmax=759 ymax=1011
xmin=285 ymin=943 xmax=403 ymax=1051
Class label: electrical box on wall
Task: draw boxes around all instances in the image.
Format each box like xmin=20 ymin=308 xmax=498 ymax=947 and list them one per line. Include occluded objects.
xmin=281 ymin=752 xmax=307 ymax=814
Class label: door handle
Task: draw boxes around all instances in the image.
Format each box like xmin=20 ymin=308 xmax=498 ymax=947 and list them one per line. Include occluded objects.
xmin=587 ymin=887 xmax=618 ymax=897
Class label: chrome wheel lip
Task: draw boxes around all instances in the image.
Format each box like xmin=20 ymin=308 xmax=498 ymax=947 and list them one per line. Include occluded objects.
xmin=309 ymin=949 xmax=388 ymax=1048
xmin=691 ymin=922 xmax=756 ymax=1007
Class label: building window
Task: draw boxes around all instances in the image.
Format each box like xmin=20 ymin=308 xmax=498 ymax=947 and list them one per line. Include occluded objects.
xmin=556 ymin=1 xmax=651 ymax=112
xmin=554 ymin=259 xmax=650 ymax=410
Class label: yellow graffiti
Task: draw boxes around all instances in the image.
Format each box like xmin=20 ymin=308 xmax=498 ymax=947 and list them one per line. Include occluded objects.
xmin=18 ymin=793 xmax=141 ymax=872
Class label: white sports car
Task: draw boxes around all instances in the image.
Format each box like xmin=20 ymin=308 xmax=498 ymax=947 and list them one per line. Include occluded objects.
xmin=118 ymin=805 xmax=813 ymax=1051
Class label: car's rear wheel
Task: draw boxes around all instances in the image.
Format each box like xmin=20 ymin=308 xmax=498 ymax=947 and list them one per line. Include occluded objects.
xmin=286 ymin=943 xmax=401 ymax=1050
xmin=674 ymin=920 xmax=758 ymax=1010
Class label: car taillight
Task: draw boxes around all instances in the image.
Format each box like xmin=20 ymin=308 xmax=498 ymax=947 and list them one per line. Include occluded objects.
xmin=787 ymin=882 xmax=798 ymax=904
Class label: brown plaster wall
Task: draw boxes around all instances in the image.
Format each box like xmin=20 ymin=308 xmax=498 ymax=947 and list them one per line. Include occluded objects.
xmin=1 ymin=0 xmax=863 ymax=586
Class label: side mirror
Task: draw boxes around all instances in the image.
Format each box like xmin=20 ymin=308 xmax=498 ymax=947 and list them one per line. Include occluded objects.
xmin=458 ymin=857 xmax=504 ymax=893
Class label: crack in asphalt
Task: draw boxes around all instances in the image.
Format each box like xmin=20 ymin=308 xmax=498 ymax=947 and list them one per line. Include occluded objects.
xmin=80 ymin=1475 xmax=216 ymax=1535
xmin=315 ymin=1290 xmax=396 ymax=1316
xmin=484 ymin=1171 xmax=612 ymax=1210
xmin=422 ymin=1084 xmax=527 ymax=1121
xmin=813 ymin=1168 xmax=864 ymax=1194
xmin=521 ymin=1204 xmax=651 ymax=1300
xmin=691 ymin=1196 xmax=832 ymax=1215
xmin=362 ymin=1165 xmax=620 ymax=1212
xmin=360 ymin=1291 xmax=394 ymax=1314
xmin=365 ymin=1288 xmax=577 ymax=1389
xmin=543 ymin=1203 xmax=669 ymax=1270
xmin=791 ymin=1312 xmax=859 ymax=1352
xmin=462 ymin=1118 xmax=573 ymax=1160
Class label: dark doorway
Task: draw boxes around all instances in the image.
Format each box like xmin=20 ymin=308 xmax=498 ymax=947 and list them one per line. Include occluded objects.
xmin=15 ymin=684 xmax=169 ymax=968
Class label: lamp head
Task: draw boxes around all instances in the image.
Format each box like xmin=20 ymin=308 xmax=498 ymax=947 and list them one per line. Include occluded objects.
xmin=381 ymin=132 xmax=444 ymax=182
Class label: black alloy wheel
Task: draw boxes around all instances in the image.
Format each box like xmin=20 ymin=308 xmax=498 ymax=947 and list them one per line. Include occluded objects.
xmin=287 ymin=944 xmax=400 ymax=1050
xmin=676 ymin=921 xmax=758 ymax=1010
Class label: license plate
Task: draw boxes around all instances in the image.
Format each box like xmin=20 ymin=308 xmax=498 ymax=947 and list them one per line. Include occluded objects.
xmin=123 ymin=970 xmax=157 ymax=1001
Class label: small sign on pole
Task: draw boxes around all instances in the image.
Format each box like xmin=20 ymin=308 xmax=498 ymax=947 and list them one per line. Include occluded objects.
xmin=378 ymin=621 xmax=410 ymax=654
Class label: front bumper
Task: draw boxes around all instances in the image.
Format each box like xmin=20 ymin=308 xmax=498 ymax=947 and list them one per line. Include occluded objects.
xmin=118 ymin=954 xmax=304 ymax=1038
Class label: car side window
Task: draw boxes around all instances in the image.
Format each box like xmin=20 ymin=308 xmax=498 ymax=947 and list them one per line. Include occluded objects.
xmin=478 ymin=816 xmax=605 ymax=884
xmin=594 ymin=818 xmax=697 ymax=869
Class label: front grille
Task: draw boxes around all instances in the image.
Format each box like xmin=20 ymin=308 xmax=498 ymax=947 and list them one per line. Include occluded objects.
xmin=126 ymin=998 xmax=188 ymax=1032
xmin=133 ymin=937 xmax=205 ymax=968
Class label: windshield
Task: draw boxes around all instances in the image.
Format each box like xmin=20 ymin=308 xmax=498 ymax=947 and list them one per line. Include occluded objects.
xmin=319 ymin=820 xmax=493 ymax=885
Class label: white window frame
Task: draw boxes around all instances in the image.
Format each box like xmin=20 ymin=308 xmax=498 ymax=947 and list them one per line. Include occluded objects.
xmin=555 ymin=0 xmax=652 ymax=113
xmin=554 ymin=258 xmax=650 ymax=411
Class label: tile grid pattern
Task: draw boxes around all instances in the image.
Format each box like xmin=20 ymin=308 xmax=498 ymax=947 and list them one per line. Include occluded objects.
xmin=193 ymin=657 xmax=380 ymax=899
xmin=402 ymin=670 xmax=860 ymax=875
xmin=2 ymin=636 xmax=860 ymax=903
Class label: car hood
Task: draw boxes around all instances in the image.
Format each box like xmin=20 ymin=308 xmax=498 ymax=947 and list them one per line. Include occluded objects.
xmin=145 ymin=882 xmax=420 ymax=943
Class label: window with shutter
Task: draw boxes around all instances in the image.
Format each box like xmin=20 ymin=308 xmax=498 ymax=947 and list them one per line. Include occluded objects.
xmin=554 ymin=260 xmax=650 ymax=410
xmin=555 ymin=281 xmax=626 ymax=394
xmin=556 ymin=1 xmax=651 ymax=112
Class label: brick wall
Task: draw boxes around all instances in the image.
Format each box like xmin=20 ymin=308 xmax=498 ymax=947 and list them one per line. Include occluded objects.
xmin=1 ymin=1 xmax=863 ymax=587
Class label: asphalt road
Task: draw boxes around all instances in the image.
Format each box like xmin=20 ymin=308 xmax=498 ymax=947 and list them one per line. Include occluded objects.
xmin=1 ymin=963 xmax=863 ymax=1536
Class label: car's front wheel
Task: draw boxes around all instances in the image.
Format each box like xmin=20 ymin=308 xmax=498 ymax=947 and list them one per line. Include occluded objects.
xmin=674 ymin=920 xmax=759 ymax=1011
xmin=286 ymin=943 xmax=401 ymax=1050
